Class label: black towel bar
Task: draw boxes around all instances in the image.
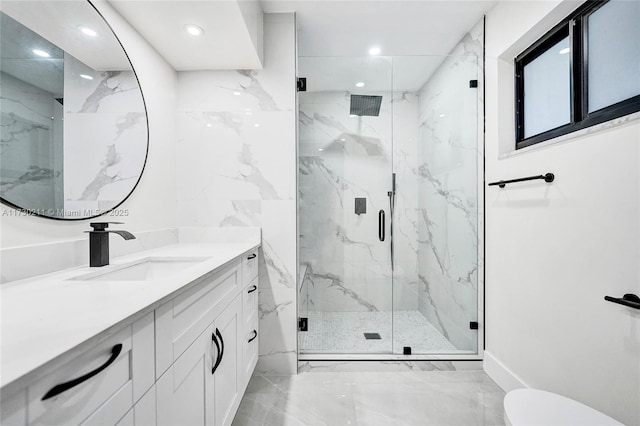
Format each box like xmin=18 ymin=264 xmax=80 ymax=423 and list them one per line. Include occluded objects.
xmin=488 ymin=173 xmax=554 ymax=188
xmin=604 ymin=294 xmax=640 ymax=310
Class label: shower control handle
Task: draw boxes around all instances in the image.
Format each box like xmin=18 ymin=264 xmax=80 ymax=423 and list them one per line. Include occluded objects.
xmin=378 ymin=210 xmax=385 ymax=242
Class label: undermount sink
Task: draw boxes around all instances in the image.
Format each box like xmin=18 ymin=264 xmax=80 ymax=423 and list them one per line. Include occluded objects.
xmin=71 ymin=257 xmax=210 ymax=282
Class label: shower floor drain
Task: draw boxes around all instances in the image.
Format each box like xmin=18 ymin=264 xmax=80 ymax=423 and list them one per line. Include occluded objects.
xmin=363 ymin=333 xmax=381 ymax=340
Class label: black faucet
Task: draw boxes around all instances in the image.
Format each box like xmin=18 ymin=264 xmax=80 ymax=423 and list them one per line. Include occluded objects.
xmin=87 ymin=222 xmax=136 ymax=267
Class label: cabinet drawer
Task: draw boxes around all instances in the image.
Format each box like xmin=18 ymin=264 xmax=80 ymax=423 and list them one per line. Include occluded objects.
xmin=241 ymin=250 xmax=259 ymax=286
xmin=155 ymin=261 xmax=241 ymax=378
xmin=241 ymin=319 xmax=259 ymax=391
xmin=242 ymin=277 xmax=258 ymax=329
xmin=27 ymin=327 xmax=133 ymax=426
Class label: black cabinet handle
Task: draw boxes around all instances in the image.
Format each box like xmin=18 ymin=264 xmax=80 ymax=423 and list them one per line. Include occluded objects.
xmin=211 ymin=331 xmax=221 ymax=374
xmin=211 ymin=328 xmax=224 ymax=374
xmin=248 ymin=330 xmax=258 ymax=343
xmin=247 ymin=254 xmax=256 ymax=260
xmin=248 ymin=285 xmax=257 ymax=294
xmin=378 ymin=210 xmax=385 ymax=242
xmin=604 ymin=293 xmax=640 ymax=310
xmin=42 ymin=344 xmax=123 ymax=401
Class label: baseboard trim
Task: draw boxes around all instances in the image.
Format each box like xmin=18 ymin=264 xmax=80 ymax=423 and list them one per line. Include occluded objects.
xmin=483 ymin=350 xmax=528 ymax=392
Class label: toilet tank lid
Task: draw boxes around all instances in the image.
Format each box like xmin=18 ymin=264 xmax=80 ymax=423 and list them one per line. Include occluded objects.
xmin=504 ymin=389 xmax=623 ymax=426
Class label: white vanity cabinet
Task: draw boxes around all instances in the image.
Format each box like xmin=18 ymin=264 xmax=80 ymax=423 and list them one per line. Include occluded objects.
xmin=156 ymin=295 xmax=243 ymax=426
xmin=156 ymin=251 xmax=259 ymax=426
xmin=0 ymin=246 xmax=260 ymax=426
xmin=0 ymin=312 xmax=155 ymax=426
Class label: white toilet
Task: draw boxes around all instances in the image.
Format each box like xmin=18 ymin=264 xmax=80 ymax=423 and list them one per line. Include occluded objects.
xmin=504 ymin=389 xmax=623 ymax=426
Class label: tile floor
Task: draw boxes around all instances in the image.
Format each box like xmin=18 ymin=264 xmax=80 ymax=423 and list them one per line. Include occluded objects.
xmin=299 ymin=311 xmax=457 ymax=354
xmin=232 ymin=370 xmax=506 ymax=425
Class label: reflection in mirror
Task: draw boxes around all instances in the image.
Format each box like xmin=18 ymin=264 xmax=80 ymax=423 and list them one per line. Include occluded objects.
xmin=0 ymin=1 xmax=148 ymax=219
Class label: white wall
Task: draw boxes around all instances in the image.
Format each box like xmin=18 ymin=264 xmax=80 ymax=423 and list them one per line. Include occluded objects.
xmin=0 ymin=1 xmax=178 ymax=248
xmin=176 ymin=14 xmax=298 ymax=375
xmin=484 ymin=1 xmax=640 ymax=424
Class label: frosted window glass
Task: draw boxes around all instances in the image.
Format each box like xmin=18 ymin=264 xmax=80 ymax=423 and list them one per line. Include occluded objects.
xmin=588 ymin=0 xmax=640 ymax=113
xmin=523 ymin=37 xmax=571 ymax=138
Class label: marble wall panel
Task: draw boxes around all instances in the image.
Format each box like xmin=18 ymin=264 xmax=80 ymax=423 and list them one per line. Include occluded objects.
xmin=63 ymin=55 xmax=146 ymax=215
xmin=416 ymin=22 xmax=483 ymax=351
xmin=0 ymin=72 xmax=61 ymax=212
xmin=176 ymin=14 xmax=297 ymax=374
xmin=299 ymin=88 xmax=422 ymax=315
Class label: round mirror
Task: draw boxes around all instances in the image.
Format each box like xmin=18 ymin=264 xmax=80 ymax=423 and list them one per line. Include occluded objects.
xmin=0 ymin=0 xmax=148 ymax=220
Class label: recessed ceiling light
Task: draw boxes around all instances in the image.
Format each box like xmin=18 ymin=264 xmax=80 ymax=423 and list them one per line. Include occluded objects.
xmin=80 ymin=74 xmax=93 ymax=80
xmin=369 ymin=47 xmax=381 ymax=56
xmin=340 ymin=138 xmax=346 ymax=141
xmin=233 ymin=91 xmax=241 ymax=96
xmin=78 ymin=26 xmax=97 ymax=37
xmin=184 ymin=24 xmax=204 ymax=36
xmin=558 ymin=47 xmax=570 ymax=55
xmin=318 ymin=148 xmax=324 ymax=151
xmin=32 ymin=49 xmax=50 ymax=58
xmin=206 ymin=123 xmax=212 ymax=127
xmin=254 ymin=123 xmax=260 ymax=127
xmin=355 ymin=82 xmax=365 ymax=88
xmin=439 ymin=114 xmax=446 ymax=118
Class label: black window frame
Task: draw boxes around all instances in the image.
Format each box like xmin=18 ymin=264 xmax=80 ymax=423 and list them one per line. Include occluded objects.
xmin=515 ymin=0 xmax=640 ymax=149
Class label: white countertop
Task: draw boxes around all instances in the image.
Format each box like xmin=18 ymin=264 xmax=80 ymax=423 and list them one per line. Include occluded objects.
xmin=0 ymin=240 xmax=260 ymax=392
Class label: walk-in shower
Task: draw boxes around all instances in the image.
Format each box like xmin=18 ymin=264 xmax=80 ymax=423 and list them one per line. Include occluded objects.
xmin=297 ymin=23 xmax=484 ymax=359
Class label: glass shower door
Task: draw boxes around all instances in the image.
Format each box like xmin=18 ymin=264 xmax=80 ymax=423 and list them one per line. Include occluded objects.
xmin=298 ymin=56 xmax=394 ymax=354
xmin=391 ymin=53 xmax=481 ymax=355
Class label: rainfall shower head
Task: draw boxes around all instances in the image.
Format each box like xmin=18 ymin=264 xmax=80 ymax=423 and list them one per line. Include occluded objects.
xmin=350 ymin=94 xmax=382 ymax=117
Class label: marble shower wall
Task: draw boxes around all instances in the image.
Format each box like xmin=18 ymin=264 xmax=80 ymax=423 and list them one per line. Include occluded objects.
xmin=298 ymin=89 xmax=420 ymax=314
xmin=176 ymin=14 xmax=297 ymax=374
xmin=0 ymin=72 xmax=63 ymax=212
xmin=416 ymin=22 xmax=483 ymax=351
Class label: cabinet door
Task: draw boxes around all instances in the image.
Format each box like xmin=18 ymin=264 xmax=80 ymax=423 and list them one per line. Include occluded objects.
xmin=155 ymin=262 xmax=241 ymax=378
xmin=212 ymin=295 xmax=243 ymax=426
xmin=156 ymin=327 xmax=215 ymax=426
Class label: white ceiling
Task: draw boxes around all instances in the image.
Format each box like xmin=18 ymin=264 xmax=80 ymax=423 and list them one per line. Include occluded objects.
xmin=261 ymin=0 xmax=495 ymax=57
xmin=108 ymin=0 xmax=263 ymax=70
xmin=107 ymin=0 xmax=493 ymax=72
xmin=1 ymin=0 xmax=131 ymax=71
xmin=299 ymin=55 xmax=446 ymax=92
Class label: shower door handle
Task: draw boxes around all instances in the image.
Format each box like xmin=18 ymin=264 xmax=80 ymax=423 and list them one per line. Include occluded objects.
xmin=378 ymin=210 xmax=385 ymax=241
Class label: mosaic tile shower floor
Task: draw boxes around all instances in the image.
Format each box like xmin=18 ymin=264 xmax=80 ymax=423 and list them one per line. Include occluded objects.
xmin=299 ymin=310 xmax=457 ymax=353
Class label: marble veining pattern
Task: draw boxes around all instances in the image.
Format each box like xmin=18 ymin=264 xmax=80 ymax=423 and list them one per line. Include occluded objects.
xmin=298 ymin=20 xmax=483 ymax=354
xmin=63 ymin=55 xmax=147 ymax=215
xmin=177 ymin=15 xmax=297 ymax=374
xmin=232 ymin=371 xmax=505 ymax=425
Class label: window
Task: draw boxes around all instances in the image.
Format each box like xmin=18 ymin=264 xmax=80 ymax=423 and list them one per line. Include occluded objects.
xmin=515 ymin=0 xmax=640 ymax=149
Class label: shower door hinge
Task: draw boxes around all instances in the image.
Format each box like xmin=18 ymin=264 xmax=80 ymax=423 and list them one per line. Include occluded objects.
xmin=297 ymin=77 xmax=307 ymax=92
xmin=298 ymin=317 xmax=308 ymax=331
xmin=470 ymin=321 xmax=479 ymax=330
xmin=469 ymin=79 xmax=478 ymax=88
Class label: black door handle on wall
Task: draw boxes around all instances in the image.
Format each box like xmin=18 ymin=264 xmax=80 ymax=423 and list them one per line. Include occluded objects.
xmin=378 ymin=210 xmax=385 ymax=242
xmin=248 ymin=285 xmax=257 ymax=294
xmin=42 ymin=344 xmax=123 ymax=401
xmin=247 ymin=254 xmax=256 ymax=260
xmin=211 ymin=328 xmax=225 ymax=374
xmin=248 ymin=330 xmax=258 ymax=343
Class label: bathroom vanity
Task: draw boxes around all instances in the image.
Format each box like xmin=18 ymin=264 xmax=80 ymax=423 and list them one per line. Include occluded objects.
xmin=0 ymin=240 xmax=260 ymax=426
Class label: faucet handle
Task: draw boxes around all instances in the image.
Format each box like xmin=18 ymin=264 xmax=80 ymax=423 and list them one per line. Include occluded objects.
xmin=89 ymin=222 xmax=124 ymax=231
